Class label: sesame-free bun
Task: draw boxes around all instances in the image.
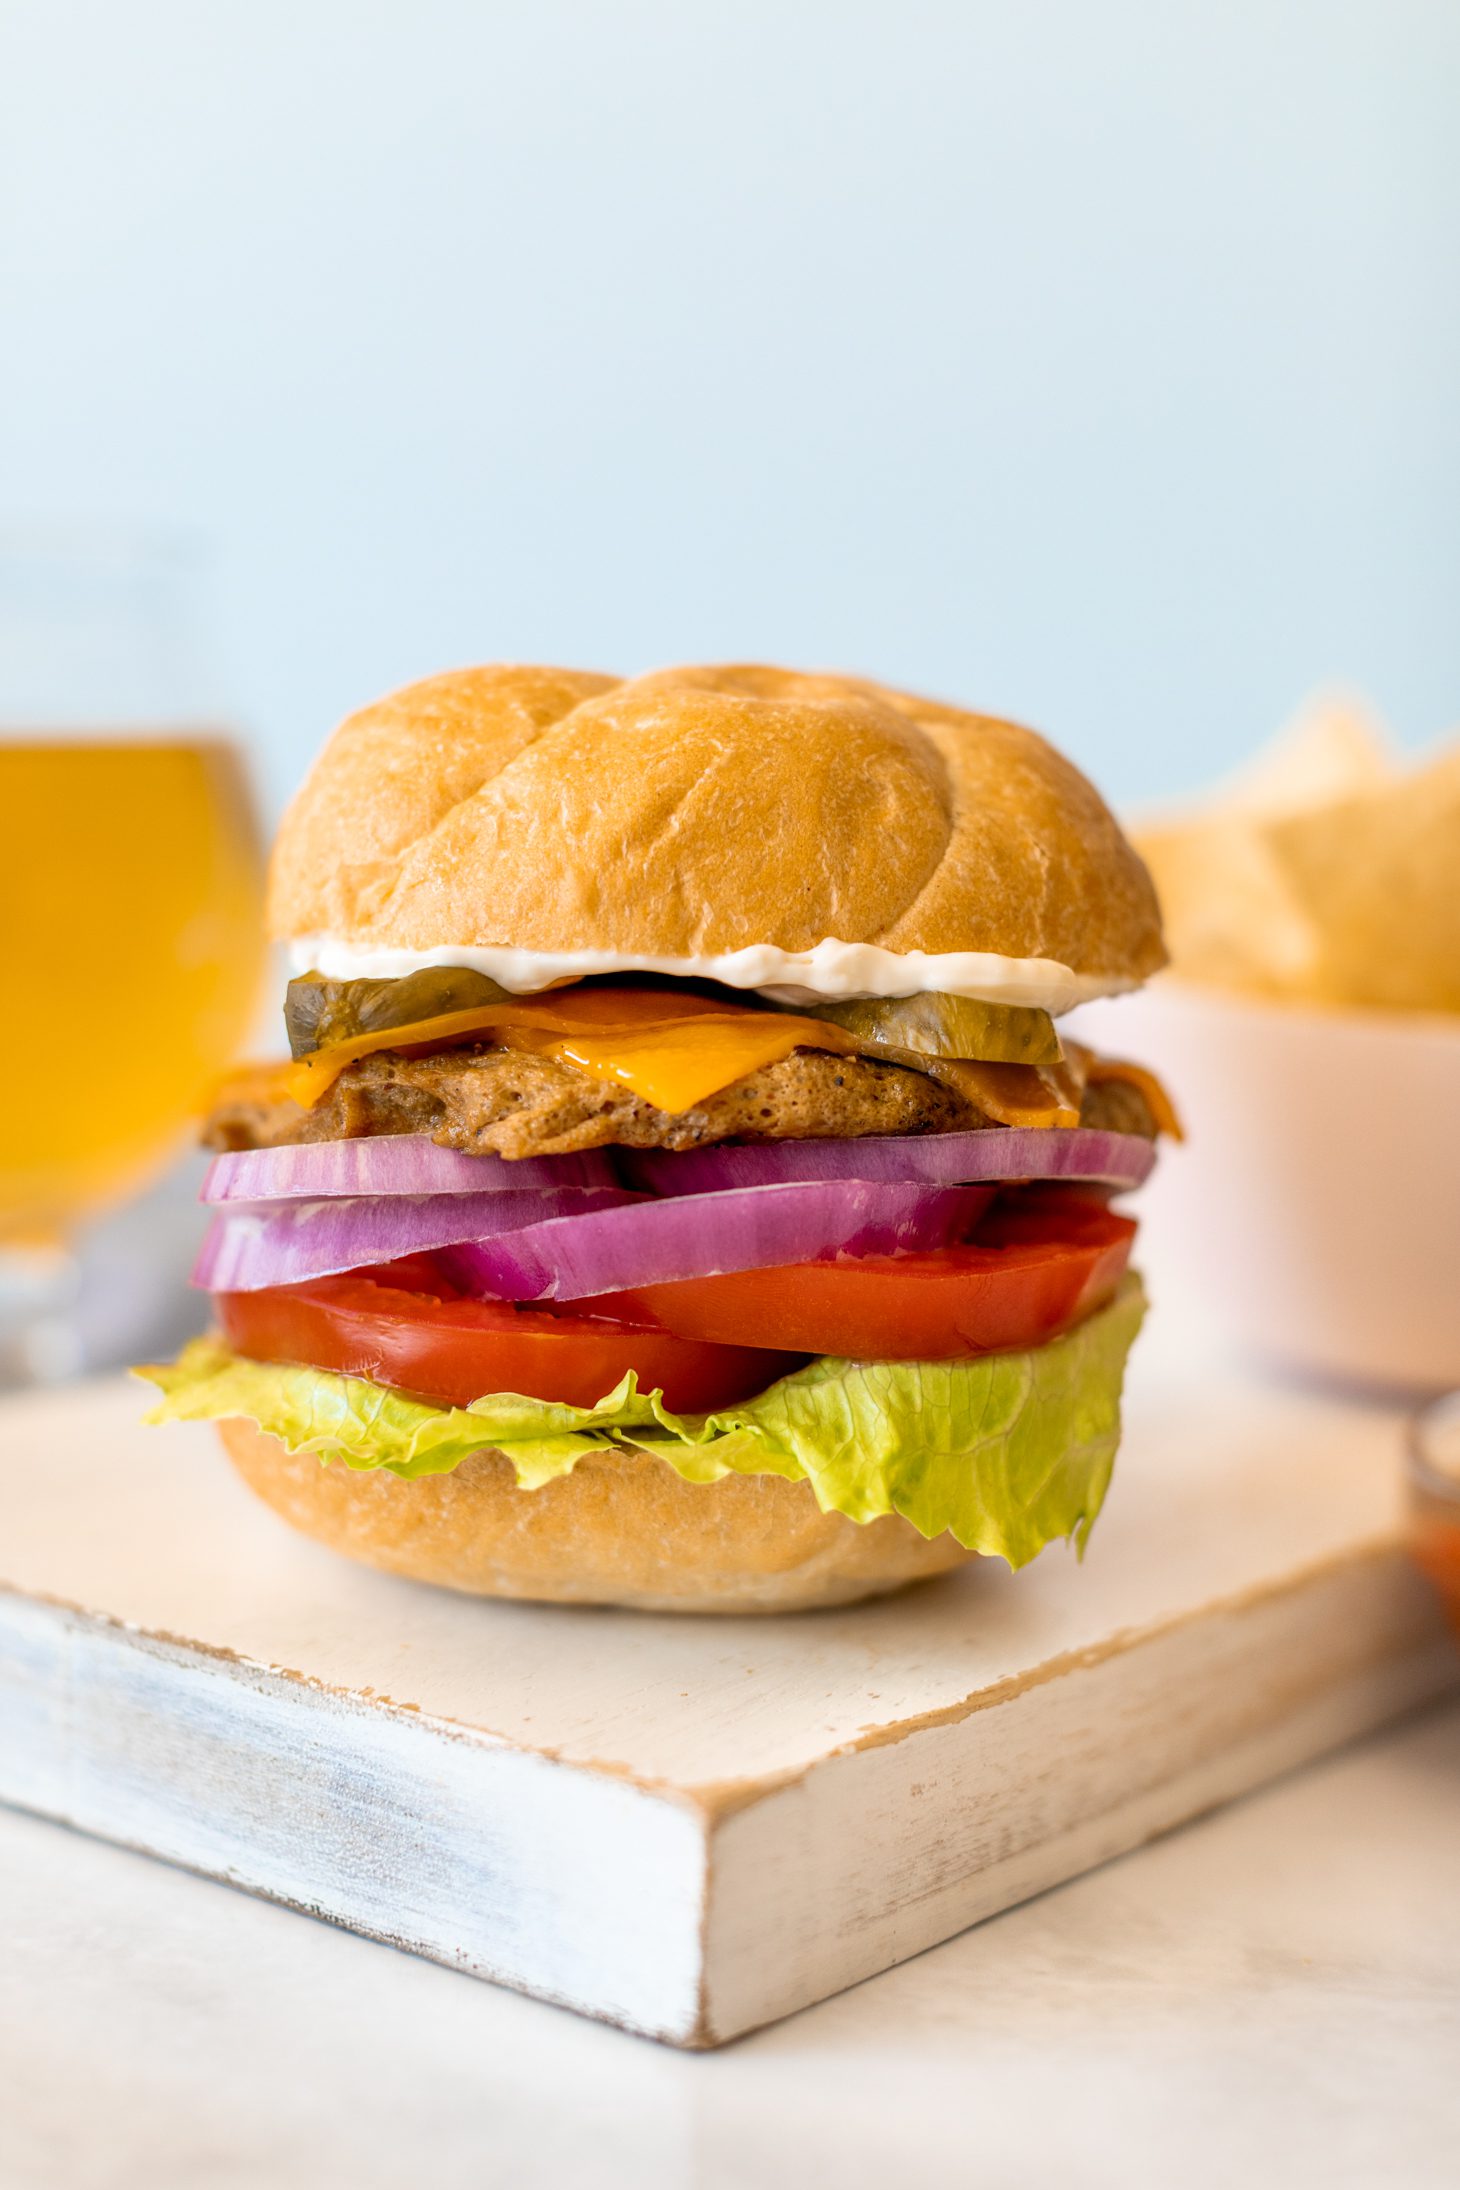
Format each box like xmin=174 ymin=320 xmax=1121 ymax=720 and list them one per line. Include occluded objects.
xmin=219 ymin=1418 xmax=974 ymax=1614
xmin=269 ymin=663 xmax=1165 ymax=989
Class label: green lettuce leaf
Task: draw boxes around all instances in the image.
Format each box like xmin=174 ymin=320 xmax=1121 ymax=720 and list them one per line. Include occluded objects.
xmin=137 ymin=1276 xmax=1145 ymax=1568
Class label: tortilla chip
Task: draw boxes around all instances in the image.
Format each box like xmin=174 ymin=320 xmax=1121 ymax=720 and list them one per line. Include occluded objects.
xmin=1266 ymin=743 xmax=1460 ymax=1012
xmin=1133 ymin=693 xmax=1458 ymax=1013
xmin=1215 ymin=691 xmax=1395 ymax=816
xmin=1134 ymin=814 xmax=1323 ymax=995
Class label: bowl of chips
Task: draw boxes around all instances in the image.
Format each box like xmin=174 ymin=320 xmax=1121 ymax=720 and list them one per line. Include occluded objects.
xmin=1077 ymin=698 xmax=1460 ymax=1392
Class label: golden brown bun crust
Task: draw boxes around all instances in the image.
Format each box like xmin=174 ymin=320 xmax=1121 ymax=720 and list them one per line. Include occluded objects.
xmin=269 ymin=663 xmax=1166 ymax=986
xmin=220 ymin=1418 xmax=974 ymax=1614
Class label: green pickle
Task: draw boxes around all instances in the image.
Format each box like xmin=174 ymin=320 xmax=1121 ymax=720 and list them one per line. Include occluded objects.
xmin=285 ymin=968 xmax=1061 ymax=1071
xmin=284 ymin=967 xmax=515 ymax=1059
xmin=773 ymin=991 xmax=1063 ymax=1066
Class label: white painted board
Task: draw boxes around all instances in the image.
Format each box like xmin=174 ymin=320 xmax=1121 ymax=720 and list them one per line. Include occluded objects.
xmin=0 ymin=1316 xmax=1453 ymax=2045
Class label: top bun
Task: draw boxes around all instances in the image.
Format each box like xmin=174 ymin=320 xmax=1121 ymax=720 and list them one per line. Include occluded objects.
xmin=269 ymin=663 xmax=1165 ymax=986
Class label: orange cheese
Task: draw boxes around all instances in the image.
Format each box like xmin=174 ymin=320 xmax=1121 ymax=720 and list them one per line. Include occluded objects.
xmin=1085 ymin=1056 xmax=1184 ymax=1140
xmin=282 ymin=989 xmax=862 ymax=1113
xmin=920 ymin=1056 xmax=1082 ymax=1131
xmin=205 ymin=1057 xmax=301 ymax=1116
xmin=526 ymin=1019 xmax=847 ymax=1113
xmin=276 ymin=984 xmax=1170 ymax=1128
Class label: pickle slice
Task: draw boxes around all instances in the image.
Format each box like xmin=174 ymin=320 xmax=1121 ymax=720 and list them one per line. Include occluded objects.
xmin=773 ymin=992 xmax=1063 ymax=1066
xmin=284 ymin=968 xmax=515 ymax=1059
xmin=284 ymin=969 xmax=1061 ymax=1071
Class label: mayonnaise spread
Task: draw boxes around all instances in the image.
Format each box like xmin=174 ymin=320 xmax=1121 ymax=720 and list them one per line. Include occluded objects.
xmin=288 ymin=937 xmax=1132 ymax=1015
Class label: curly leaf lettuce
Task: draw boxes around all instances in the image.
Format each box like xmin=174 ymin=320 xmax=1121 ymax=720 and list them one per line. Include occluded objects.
xmin=137 ymin=1277 xmax=1145 ymax=1568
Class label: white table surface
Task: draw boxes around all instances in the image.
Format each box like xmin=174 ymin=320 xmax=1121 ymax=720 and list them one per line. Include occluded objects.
xmin=3 ymin=1700 xmax=1457 ymax=2190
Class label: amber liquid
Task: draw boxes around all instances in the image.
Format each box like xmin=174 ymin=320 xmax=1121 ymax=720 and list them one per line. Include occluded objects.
xmin=0 ymin=738 xmax=266 ymax=1243
xmin=1413 ymin=1503 xmax=1460 ymax=1645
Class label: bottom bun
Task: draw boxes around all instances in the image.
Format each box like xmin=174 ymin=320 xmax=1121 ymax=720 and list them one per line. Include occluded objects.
xmin=220 ymin=1418 xmax=975 ymax=1614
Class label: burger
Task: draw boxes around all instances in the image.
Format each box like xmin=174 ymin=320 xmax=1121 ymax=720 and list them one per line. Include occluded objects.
xmin=141 ymin=662 xmax=1176 ymax=1613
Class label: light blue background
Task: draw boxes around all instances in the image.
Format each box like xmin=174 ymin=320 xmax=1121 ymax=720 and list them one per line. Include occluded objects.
xmin=4 ymin=0 xmax=1458 ymax=817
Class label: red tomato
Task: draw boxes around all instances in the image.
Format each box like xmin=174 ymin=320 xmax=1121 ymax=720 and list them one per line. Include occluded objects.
xmin=589 ymin=1189 xmax=1137 ymax=1360
xmin=217 ymin=1273 xmax=800 ymax=1413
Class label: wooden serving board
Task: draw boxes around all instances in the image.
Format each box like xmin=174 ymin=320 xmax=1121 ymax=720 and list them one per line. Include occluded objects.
xmin=0 ymin=1315 xmax=1453 ymax=2047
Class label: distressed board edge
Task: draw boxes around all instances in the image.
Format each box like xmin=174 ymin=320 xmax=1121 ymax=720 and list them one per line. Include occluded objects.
xmin=0 ymin=1589 xmax=713 ymax=2045
xmin=695 ymin=1542 xmax=1459 ymax=2043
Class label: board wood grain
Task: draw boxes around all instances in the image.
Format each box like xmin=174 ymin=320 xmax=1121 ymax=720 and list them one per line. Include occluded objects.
xmin=0 ymin=1319 xmax=1452 ymax=2045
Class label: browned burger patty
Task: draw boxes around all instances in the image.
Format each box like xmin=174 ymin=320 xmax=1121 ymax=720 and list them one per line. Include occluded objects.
xmin=204 ymin=1042 xmax=1156 ymax=1160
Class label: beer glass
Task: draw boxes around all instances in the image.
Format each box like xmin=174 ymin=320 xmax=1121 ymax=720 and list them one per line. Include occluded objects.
xmin=0 ymin=530 xmax=266 ymax=1382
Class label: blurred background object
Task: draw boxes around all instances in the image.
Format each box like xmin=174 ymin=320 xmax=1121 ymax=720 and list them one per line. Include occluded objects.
xmin=1136 ymin=699 xmax=1460 ymax=1011
xmin=1076 ymin=694 xmax=1460 ymax=1393
xmin=1410 ymin=1392 xmax=1460 ymax=1640
xmin=0 ymin=531 xmax=265 ymax=1383
xmin=1077 ymin=975 xmax=1460 ymax=1392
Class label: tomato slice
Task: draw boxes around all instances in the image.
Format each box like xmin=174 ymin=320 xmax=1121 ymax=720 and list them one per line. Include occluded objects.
xmin=588 ymin=1188 xmax=1136 ymax=1360
xmin=217 ymin=1273 xmax=801 ymax=1413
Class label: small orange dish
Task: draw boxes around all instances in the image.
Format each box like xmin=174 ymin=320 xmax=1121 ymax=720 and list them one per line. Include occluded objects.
xmin=1408 ymin=1392 xmax=1460 ymax=1642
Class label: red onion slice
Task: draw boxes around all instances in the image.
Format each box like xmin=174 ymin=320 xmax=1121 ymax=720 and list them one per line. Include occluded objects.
xmin=193 ymin=1186 xmax=640 ymax=1292
xmin=201 ymin=1135 xmax=618 ymax=1205
xmin=621 ymin=1126 xmax=1156 ymax=1198
xmin=440 ymin=1180 xmax=994 ymax=1303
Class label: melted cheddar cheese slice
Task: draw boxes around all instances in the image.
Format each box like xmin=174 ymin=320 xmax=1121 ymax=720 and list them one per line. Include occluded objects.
xmin=918 ymin=1056 xmax=1080 ymax=1131
xmin=526 ymin=1019 xmax=841 ymax=1113
xmin=282 ymin=990 xmax=861 ymax=1113
xmin=268 ymin=984 xmax=1172 ymax=1129
xmin=1085 ymin=1056 xmax=1184 ymax=1139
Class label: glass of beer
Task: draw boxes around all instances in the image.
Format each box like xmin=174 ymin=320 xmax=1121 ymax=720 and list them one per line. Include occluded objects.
xmin=0 ymin=530 xmax=266 ymax=1383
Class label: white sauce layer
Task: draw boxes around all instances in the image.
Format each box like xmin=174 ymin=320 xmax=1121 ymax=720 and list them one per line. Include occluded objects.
xmin=288 ymin=936 xmax=1135 ymax=1014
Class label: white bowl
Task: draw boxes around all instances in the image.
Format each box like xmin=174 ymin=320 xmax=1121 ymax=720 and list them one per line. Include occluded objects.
xmin=1073 ymin=981 xmax=1460 ymax=1393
